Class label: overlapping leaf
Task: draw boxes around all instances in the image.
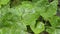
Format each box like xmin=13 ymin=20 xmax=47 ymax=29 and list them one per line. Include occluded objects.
xmin=40 ymin=0 xmax=58 ymax=19
xmin=0 ymin=0 xmax=59 ymax=34
xmin=15 ymin=2 xmax=39 ymax=25
xmin=0 ymin=6 xmax=27 ymax=34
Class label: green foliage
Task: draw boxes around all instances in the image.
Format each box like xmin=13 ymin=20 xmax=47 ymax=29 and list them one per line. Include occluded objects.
xmin=30 ymin=22 xmax=45 ymax=34
xmin=48 ymin=16 xmax=60 ymax=27
xmin=0 ymin=0 xmax=60 ymax=34
xmin=46 ymin=27 xmax=60 ymax=34
xmin=0 ymin=0 xmax=10 ymax=8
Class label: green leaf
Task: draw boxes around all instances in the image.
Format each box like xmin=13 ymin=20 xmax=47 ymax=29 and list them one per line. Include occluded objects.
xmin=0 ymin=5 xmax=27 ymax=34
xmin=40 ymin=0 xmax=58 ymax=19
xmin=15 ymin=2 xmax=39 ymax=25
xmin=35 ymin=0 xmax=49 ymax=6
xmin=0 ymin=5 xmax=22 ymax=27
xmin=0 ymin=0 xmax=10 ymax=8
xmin=0 ymin=23 xmax=27 ymax=34
xmin=30 ymin=21 xmax=45 ymax=34
xmin=48 ymin=16 xmax=60 ymax=27
xmin=0 ymin=0 xmax=9 ymax=4
xmin=46 ymin=27 xmax=60 ymax=34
